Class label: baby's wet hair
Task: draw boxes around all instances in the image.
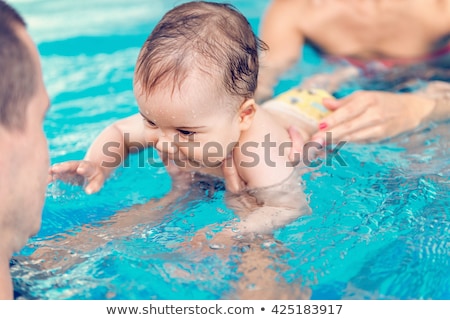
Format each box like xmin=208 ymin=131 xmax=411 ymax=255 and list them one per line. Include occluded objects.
xmin=135 ymin=1 xmax=267 ymax=101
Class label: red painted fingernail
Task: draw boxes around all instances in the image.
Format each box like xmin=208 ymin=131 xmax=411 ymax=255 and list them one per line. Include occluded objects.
xmin=318 ymin=122 xmax=327 ymax=130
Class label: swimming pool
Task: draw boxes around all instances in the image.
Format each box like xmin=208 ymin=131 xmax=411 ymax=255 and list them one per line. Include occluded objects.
xmin=10 ymin=0 xmax=450 ymax=299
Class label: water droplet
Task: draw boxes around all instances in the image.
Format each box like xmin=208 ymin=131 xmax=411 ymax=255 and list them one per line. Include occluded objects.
xmin=209 ymin=243 xmax=226 ymax=250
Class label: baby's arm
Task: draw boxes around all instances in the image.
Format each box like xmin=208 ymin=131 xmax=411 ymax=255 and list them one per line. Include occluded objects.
xmin=232 ymin=128 xmax=296 ymax=190
xmin=225 ymin=127 xmax=311 ymax=233
xmin=239 ymin=154 xmax=293 ymax=191
xmin=50 ymin=113 xmax=150 ymax=194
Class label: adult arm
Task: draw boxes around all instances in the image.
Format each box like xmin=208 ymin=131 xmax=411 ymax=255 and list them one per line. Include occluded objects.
xmin=256 ymin=0 xmax=305 ymax=103
xmin=0 ymin=260 xmax=13 ymax=299
xmin=26 ymin=169 xmax=201 ymax=272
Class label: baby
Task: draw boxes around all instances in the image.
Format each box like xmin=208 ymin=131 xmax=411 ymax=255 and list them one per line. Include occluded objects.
xmin=51 ymin=1 xmax=332 ymax=228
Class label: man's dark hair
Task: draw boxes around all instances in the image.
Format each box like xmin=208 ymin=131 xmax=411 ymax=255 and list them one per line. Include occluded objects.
xmin=0 ymin=0 xmax=37 ymax=130
xmin=135 ymin=1 xmax=267 ymax=103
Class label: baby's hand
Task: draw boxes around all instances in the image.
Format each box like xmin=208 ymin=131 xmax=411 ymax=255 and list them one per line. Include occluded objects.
xmin=49 ymin=160 xmax=107 ymax=194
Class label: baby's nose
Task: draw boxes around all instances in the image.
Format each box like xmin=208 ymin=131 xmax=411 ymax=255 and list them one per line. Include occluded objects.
xmin=155 ymin=133 xmax=179 ymax=155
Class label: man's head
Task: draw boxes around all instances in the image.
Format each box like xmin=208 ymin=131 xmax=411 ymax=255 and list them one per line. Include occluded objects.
xmin=0 ymin=0 xmax=37 ymax=130
xmin=0 ymin=0 xmax=50 ymax=253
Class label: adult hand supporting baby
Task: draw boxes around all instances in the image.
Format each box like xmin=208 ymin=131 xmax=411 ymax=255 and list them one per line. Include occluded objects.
xmin=310 ymin=90 xmax=436 ymax=145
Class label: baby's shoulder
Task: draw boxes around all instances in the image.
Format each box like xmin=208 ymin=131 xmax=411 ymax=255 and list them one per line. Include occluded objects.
xmin=233 ymin=129 xmax=294 ymax=190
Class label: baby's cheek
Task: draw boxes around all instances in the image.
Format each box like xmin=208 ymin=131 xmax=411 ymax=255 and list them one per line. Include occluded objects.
xmin=143 ymin=127 xmax=158 ymax=142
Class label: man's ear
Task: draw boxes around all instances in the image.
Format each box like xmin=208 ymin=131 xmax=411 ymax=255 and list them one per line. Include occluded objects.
xmin=238 ymin=98 xmax=256 ymax=131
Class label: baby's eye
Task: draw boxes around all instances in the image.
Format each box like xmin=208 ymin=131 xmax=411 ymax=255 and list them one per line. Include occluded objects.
xmin=143 ymin=118 xmax=157 ymax=127
xmin=178 ymin=129 xmax=195 ymax=136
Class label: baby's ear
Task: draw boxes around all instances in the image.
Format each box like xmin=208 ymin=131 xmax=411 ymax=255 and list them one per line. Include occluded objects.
xmin=238 ymin=99 xmax=256 ymax=130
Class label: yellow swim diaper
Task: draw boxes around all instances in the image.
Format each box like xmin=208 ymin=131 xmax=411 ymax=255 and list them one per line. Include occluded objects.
xmin=263 ymin=88 xmax=332 ymax=125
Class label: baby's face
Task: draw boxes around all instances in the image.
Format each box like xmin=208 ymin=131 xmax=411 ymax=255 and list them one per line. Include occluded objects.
xmin=135 ymin=73 xmax=242 ymax=168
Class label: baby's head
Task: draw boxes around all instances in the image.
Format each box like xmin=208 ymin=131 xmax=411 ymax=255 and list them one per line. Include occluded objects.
xmin=134 ymin=1 xmax=266 ymax=108
xmin=134 ymin=1 xmax=267 ymax=167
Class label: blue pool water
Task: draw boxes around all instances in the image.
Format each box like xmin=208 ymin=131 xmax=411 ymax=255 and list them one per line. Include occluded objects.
xmin=10 ymin=0 xmax=450 ymax=299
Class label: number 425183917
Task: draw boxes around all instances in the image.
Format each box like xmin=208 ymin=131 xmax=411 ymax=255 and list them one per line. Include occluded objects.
xmin=271 ymin=304 xmax=343 ymax=315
